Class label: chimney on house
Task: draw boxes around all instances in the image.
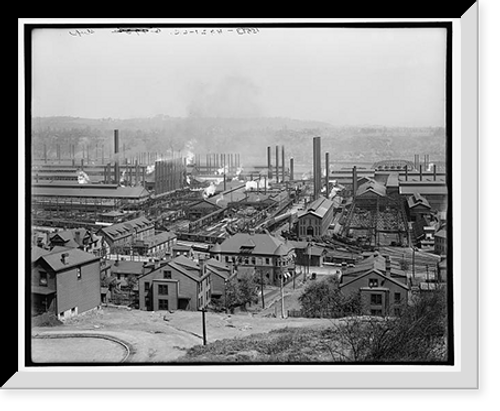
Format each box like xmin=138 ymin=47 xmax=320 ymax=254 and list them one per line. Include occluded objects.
xmin=61 ymin=252 xmax=69 ymax=265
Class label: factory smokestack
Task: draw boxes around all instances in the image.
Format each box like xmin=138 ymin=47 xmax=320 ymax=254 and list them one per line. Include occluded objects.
xmin=267 ymin=146 xmax=272 ymax=180
xmin=114 ymin=130 xmax=120 ymax=184
xmin=353 ymin=166 xmax=358 ymax=198
xmin=325 ymin=152 xmax=330 ymax=196
xmin=275 ymin=145 xmax=279 ymax=183
xmin=290 ymin=158 xmax=294 ymax=181
xmin=312 ymin=137 xmax=321 ymax=200
xmin=281 ymin=145 xmax=285 ymax=183
xmin=114 ymin=129 xmax=119 ymax=155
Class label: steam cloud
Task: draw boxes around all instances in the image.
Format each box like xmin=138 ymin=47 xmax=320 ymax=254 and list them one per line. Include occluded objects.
xmin=187 ymin=75 xmax=263 ymax=118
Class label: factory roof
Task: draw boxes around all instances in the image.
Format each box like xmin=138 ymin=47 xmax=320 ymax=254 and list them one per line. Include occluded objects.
xmin=298 ymin=196 xmax=334 ymax=220
xmin=356 ymin=180 xmax=387 ymax=197
xmin=386 ymin=172 xmax=400 ymax=188
xmin=32 ymin=182 xmax=150 ymax=199
xmin=134 ymin=231 xmax=177 ymax=247
xmin=215 ymin=233 xmax=294 ymax=257
xmin=399 ymin=184 xmax=448 ymax=196
xmin=407 ymin=193 xmax=431 ymax=209
xmin=100 ymin=216 xmax=153 ymax=239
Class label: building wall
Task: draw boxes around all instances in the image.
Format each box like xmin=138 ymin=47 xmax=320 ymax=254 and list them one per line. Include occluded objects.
xmin=211 ymin=252 xmax=294 ymax=286
xmin=298 ymin=207 xmax=334 ymax=239
xmin=31 ymin=264 xmax=57 ymax=315
xmin=341 ymin=271 xmax=408 ymax=316
xmin=138 ymin=269 xmax=164 ymax=311
xmin=55 ymin=260 xmax=101 ymax=319
xmin=151 ymin=279 xmax=179 ymax=311
xmin=435 ymin=234 xmax=447 ymax=255
xmin=210 ymin=273 xmax=226 ymax=297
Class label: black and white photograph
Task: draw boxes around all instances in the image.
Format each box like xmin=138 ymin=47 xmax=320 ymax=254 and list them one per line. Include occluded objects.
xmin=11 ymin=11 xmax=481 ymax=392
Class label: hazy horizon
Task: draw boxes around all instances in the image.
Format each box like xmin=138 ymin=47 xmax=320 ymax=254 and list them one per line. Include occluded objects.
xmin=31 ymin=26 xmax=447 ymax=128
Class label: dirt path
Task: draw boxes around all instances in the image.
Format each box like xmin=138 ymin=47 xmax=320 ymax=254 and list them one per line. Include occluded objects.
xmin=31 ymin=307 xmax=334 ymax=363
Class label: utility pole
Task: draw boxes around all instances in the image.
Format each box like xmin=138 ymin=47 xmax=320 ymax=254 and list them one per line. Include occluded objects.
xmin=412 ymin=247 xmax=416 ymax=282
xmin=201 ymin=308 xmax=207 ymax=346
xmin=260 ymin=270 xmax=265 ymax=309
xmin=280 ymin=272 xmax=285 ymax=319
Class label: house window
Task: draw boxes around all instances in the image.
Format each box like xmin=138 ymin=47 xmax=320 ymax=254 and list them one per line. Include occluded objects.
xmin=164 ymin=270 xmax=172 ymax=279
xmin=251 ymin=257 xmax=256 ymax=265
xmin=265 ymin=258 xmax=270 ymax=265
xmin=144 ymin=282 xmax=150 ymax=292
xmin=369 ymin=278 xmax=378 ymax=288
xmin=370 ymin=294 xmax=382 ymax=305
xmin=158 ymin=299 xmax=169 ymax=310
xmin=76 ymin=268 xmax=82 ymax=280
xmin=39 ymin=271 xmax=48 ymax=286
xmin=394 ymin=293 xmax=401 ymax=303
xmin=158 ymin=285 xmax=169 ymax=295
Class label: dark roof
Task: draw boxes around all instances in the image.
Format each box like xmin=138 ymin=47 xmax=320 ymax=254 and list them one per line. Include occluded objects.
xmin=189 ymin=199 xmax=223 ymax=210
xmin=342 ymin=254 xmax=406 ymax=278
xmin=434 ymin=226 xmax=447 ymax=238
xmin=205 ymin=258 xmax=232 ymax=280
xmin=399 ymin=183 xmax=448 ymax=196
xmin=407 ymin=193 xmax=431 ymax=209
xmin=298 ymin=196 xmax=334 ymax=219
xmin=49 ymin=229 xmax=100 ymax=248
xmin=39 ymin=248 xmax=100 ymax=272
xmin=216 ymin=233 xmax=294 ymax=257
xmin=356 ymin=180 xmax=387 ymax=197
xmin=32 ymin=183 xmax=150 ymax=200
xmin=167 ymin=255 xmax=209 ymax=283
xmin=135 ymin=231 xmax=176 ymax=247
xmin=32 ymin=285 xmax=56 ymax=295
xmin=110 ymin=260 xmax=147 ymax=275
xmin=31 ymin=246 xmax=52 ymax=263
xmin=100 ymin=216 xmax=153 ymax=239
xmin=386 ymin=172 xmax=400 ymax=188
xmin=340 ymin=267 xmax=409 ymax=291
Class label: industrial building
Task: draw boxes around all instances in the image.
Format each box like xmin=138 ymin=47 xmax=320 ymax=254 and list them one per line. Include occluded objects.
xmin=297 ymin=196 xmax=335 ymax=240
xmin=209 ymin=232 xmax=295 ymax=286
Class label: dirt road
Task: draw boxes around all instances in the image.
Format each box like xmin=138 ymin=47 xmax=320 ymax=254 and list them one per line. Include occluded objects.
xmin=31 ymin=307 xmax=334 ymax=363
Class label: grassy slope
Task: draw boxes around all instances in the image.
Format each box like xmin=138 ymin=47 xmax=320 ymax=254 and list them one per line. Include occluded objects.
xmin=176 ymin=326 xmax=341 ymax=363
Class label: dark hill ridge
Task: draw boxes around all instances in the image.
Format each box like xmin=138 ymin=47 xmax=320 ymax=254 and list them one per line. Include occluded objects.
xmin=31 ymin=116 xmax=446 ymax=166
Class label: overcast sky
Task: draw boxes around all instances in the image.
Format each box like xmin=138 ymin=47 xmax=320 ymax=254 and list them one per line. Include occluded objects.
xmin=31 ymin=26 xmax=447 ymax=127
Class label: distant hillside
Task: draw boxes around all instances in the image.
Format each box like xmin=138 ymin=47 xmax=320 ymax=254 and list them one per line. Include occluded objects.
xmin=30 ymin=116 xmax=446 ymax=166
